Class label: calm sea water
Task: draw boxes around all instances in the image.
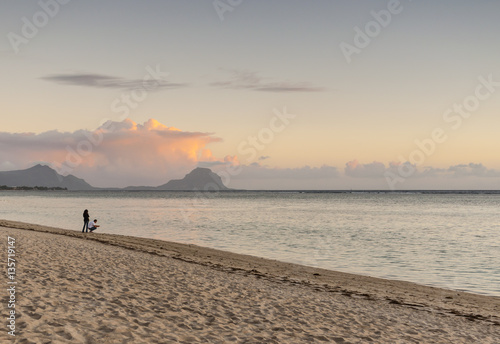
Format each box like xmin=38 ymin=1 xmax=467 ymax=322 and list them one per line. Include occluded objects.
xmin=1 ymin=191 xmax=499 ymax=296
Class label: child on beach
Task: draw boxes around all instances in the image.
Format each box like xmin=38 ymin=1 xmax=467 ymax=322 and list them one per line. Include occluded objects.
xmin=88 ymin=219 xmax=100 ymax=232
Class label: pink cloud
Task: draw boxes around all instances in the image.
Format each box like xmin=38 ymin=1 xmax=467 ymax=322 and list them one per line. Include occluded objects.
xmin=0 ymin=119 xmax=222 ymax=187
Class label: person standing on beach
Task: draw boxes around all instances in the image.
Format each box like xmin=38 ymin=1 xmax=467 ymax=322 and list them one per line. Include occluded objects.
xmin=82 ymin=209 xmax=90 ymax=233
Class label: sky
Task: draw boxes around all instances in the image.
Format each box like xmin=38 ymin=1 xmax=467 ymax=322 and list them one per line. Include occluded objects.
xmin=1 ymin=0 xmax=500 ymax=189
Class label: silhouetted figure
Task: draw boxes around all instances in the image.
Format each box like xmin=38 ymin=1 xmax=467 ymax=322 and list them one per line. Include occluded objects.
xmin=82 ymin=209 xmax=89 ymax=233
xmin=89 ymin=219 xmax=100 ymax=232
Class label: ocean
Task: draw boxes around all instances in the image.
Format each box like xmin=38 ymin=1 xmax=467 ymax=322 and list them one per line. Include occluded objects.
xmin=1 ymin=191 xmax=499 ymax=296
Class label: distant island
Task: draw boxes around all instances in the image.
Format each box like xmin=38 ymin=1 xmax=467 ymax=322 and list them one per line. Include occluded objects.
xmin=0 ymin=185 xmax=67 ymax=191
xmin=0 ymin=164 xmax=231 ymax=191
xmin=157 ymin=167 xmax=229 ymax=191
xmin=0 ymin=164 xmax=93 ymax=190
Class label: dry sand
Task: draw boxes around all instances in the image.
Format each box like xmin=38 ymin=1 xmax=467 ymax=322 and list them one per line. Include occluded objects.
xmin=0 ymin=219 xmax=499 ymax=343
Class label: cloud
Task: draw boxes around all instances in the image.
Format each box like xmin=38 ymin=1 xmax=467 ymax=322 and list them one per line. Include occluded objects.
xmin=423 ymin=163 xmax=500 ymax=178
xmin=0 ymin=119 xmax=221 ymax=187
xmin=345 ymin=160 xmax=387 ymax=178
xmin=41 ymin=73 xmax=187 ymax=91
xmin=209 ymin=162 xmax=340 ymax=189
xmin=342 ymin=160 xmax=500 ymax=190
xmin=0 ymin=49 xmax=15 ymax=56
xmin=211 ymin=70 xmax=325 ymax=93
xmin=345 ymin=160 xmax=500 ymax=179
xmin=0 ymin=161 xmax=16 ymax=170
xmin=234 ymin=164 xmax=339 ymax=180
xmin=197 ymin=161 xmax=226 ymax=168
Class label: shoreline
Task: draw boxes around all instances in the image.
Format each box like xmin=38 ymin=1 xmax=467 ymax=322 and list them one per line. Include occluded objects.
xmin=1 ymin=219 xmax=499 ymax=342
xmin=2 ymin=219 xmax=499 ymax=324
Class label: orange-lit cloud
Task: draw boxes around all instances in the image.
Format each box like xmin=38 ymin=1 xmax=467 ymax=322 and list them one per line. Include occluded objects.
xmin=3 ymin=121 xmax=500 ymax=190
xmin=0 ymin=119 xmax=221 ymax=187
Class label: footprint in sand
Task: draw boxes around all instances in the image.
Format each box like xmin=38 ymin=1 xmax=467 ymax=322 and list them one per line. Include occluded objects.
xmin=27 ymin=312 xmax=42 ymax=320
xmin=56 ymin=329 xmax=73 ymax=340
xmin=98 ymin=325 xmax=116 ymax=333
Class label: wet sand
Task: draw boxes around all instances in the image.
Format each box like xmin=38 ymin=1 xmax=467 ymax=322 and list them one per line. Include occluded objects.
xmin=0 ymin=219 xmax=499 ymax=343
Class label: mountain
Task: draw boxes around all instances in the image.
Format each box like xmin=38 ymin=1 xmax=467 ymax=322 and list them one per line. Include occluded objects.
xmin=157 ymin=167 xmax=230 ymax=191
xmin=0 ymin=164 xmax=95 ymax=191
xmin=0 ymin=165 xmax=231 ymax=191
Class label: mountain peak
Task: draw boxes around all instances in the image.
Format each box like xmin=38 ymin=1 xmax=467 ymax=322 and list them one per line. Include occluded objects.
xmin=30 ymin=164 xmax=51 ymax=169
xmin=158 ymin=167 xmax=229 ymax=191
xmin=0 ymin=164 xmax=95 ymax=190
xmin=187 ymin=167 xmax=212 ymax=175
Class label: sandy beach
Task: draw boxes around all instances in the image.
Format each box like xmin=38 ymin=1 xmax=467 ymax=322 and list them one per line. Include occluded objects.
xmin=0 ymin=220 xmax=499 ymax=343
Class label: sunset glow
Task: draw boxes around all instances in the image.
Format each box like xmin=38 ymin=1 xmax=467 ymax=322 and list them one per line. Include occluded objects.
xmin=1 ymin=1 xmax=500 ymax=189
